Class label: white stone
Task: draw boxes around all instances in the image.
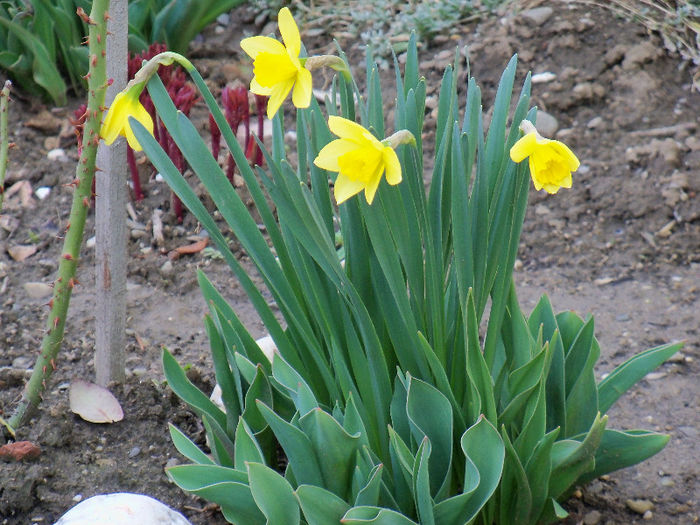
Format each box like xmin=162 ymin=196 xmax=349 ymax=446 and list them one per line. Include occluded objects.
xmin=35 ymin=186 xmax=51 ymax=200
xmin=23 ymin=282 xmax=53 ymax=299
xmin=47 ymin=148 xmax=69 ymax=162
xmin=531 ymin=72 xmax=556 ymax=84
xmin=54 ymin=493 xmax=192 ymax=525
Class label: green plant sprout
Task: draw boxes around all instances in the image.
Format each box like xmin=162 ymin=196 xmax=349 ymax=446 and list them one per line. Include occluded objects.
xmin=111 ymin=6 xmax=682 ymax=524
xmin=6 ymin=0 xmax=110 ymax=431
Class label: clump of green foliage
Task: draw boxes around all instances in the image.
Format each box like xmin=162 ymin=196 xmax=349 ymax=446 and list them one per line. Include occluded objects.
xmin=0 ymin=0 xmax=244 ymax=105
xmin=129 ymin=28 xmax=682 ymax=523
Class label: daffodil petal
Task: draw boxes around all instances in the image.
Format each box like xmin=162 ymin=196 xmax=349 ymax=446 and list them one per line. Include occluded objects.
xmin=124 ymin=119 xmax=143 ymax=151
xmin=240 ymin=36 xmax=286 ymax=59
xmin=363 ymin=161 xmax=385 ymax=204
xmin=278 ymin=7 xmax=301 ymax=61
xmin=551 ymin=141 xmax=580 ymax=171
xmin=266 ymin=78 xmax=294 ymax=119
xmin=292 ymin=67 xmax=312 ymax=109
xmin=510 ymin=132 xmax=537 ymax=163
xmin=334 ymin=173 xmax=366 ymax=204
xmin=328 ymin=116 xmax=372 ymax=142
xmin=314 ymin=139 xmax=358 ymax=172
xmin=383 ymin=147 xmax=402 ymax=185
xmin=250 ymin=78 xmax=273 ymax=96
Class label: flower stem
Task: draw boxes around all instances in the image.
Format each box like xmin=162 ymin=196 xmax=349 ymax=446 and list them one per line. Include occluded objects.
xmin=7 ymin=0 xmax=109 ymax=432
xmin=0 ymin=80 xmax=11 ymax=213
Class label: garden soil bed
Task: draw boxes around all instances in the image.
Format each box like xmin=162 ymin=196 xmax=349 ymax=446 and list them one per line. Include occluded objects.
xmin=1 ymin=2 xmax=698 ymax=524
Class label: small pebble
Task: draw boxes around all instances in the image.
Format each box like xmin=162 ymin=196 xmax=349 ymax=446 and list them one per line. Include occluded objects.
xmin=531 ymin=72 xmax=556 ymax=84
xmin=47 ymin=148 xmax=69 ymax=162
xmin=35 ymin=187 xmax=51 ymax=200
xmin=643 ymin=510 xmax=653 ymax=520
xmin=160 ymin=260 xmax=174 ymax=277
xmin=23 ymin=282 xmax=53 ymax=299
xmin=165 ymin=458 xmax=180 ymax=469
xmin=626 ymin=499 xmax=654 ymax=514
xmin=128 ymin=447 xmax=141 ymax=458
xmin=583 ymin=510 xmax=601 ymax=525
xmin=86 ymin=236 xmax=96 ymax=249
xmin=72 ymin=494 xmax=83 ymax=503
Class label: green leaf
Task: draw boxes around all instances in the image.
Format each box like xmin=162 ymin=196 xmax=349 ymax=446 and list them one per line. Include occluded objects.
xmin=168 ymin=423 xmax=214 ymax=465
xmin=598 ymin=342 xmax=683 ymax=414
xmin=406 ymin=376 xmax=453 ymax=497
xmin=242 ymin=366 xmax=274 ymax=433
xmin=296 ymin=484 xmax=351 ymax=525
xmin=549 ymin=413 xmax=608 ymax=500
xmin=234 ymin=417 xmax=265 ymax=470
xmin=355 ymin=463 xmax=384 ymax=508
xmin=575 ymin=429 xmax=670 ymax=485
xmin=435 ymin=416 xmax=504 ymax=524
xmin=247 ymin=461 xmax=300 ymax=525
xmin=341 ymin=506 xmax=419 ymax=525
xmin=299 ymin=407 xmax=362 ymax=499
xmin=0 ymin=17 xmax=66 ymax=105
xmin=162 ymin=348 xmax=227 ymax=431
xmin=256 ymin=400 xmax=325 ymax=487
xmin=412 ymin=438 xmax=435 ymax=525
xmin=528 ymin=295 xmax=566 ymax=434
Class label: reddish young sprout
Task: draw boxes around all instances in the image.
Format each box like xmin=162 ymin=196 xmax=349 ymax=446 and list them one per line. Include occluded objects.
xmin=212 ymin=84 xmax=267 ymax=184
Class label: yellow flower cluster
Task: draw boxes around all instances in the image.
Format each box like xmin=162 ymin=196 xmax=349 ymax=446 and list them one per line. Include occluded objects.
xmin=101 ymin=8 xmax=579 ymax=205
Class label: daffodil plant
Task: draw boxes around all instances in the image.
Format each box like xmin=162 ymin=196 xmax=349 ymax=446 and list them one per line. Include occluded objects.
xmin=114 ymin=7 xmax=682 ymax=524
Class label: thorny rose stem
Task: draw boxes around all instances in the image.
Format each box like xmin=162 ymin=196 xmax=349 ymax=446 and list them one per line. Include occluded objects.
xmin=6 ymin=0 xmax=110 ymax=432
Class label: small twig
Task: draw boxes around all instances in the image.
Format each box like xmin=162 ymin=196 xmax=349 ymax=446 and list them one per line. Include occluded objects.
xmin=629 ymin=122 xmax=697 ymax=137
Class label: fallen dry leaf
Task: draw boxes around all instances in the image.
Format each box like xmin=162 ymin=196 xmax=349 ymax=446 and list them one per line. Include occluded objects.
xmin=69 ymin=379 xmax=124 ymax=424
xmin=8 ymin=244 xmax=38 ymax=262
xmin=168 ymin=238 xmax=208 ymax=260
xmin=0 ymin=441 xmax=41 ymax=462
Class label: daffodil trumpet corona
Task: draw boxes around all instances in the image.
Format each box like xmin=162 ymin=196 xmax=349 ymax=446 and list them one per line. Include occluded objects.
xmin=314 ymin=116 xmax=414 ymax=205
xmin=510 ymin=119 xmax=580 ymax=194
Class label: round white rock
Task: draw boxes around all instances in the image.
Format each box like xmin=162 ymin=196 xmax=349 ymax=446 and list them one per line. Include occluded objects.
xmin=53 ymin=493 xmax=193 ymax=525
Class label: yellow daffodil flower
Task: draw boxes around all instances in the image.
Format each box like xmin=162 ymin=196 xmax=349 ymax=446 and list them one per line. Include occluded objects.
xmin=314 ymin=116 xmax=407 ymax=205
xmin=240 ymin=7 xmax=312 ymax=119
xmin=510 ymin=119 xmax=580 ymax=194
xmin=100 ymin=87 xmax=153 ymax=152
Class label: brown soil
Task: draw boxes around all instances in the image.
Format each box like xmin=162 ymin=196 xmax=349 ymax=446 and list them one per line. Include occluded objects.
xmin=1 ymin=2 xmax=698 ymax=524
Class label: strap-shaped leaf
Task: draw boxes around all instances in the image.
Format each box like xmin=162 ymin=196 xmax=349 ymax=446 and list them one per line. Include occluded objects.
xmin=575 ymin=429 xmax=670 ymax=486
xmin=434 ymin=416 xmax=504 ymax=524
xmin=234 ymin=417 xmax=265 ymax=470
xmin=247 ymin=461 xmax=300 ymax=525
xmin=406 ymin=376 xmax=453 ymax=497
xmin=242 ymin=366 xmax=273 ymax=433
xmin=296 ymin=484 xmax=351 ymax=525
xmin=598 ymin=342 xmax=683 ymax=414
xmin=549 ymin=413 xmax=608 ymax=500
xmin=412 ymin=438 xmax=435 ymax=525
xmin=341 ymin=506 xmax=419 ymax=525
xmin=162 ymin=348 xmax=227 ymax=430
xmin=354 ymin=463 xmax=384 ymax=508
xmin=204 ymin=314 xmax=240 ymax=435
xmin=528 ymin=295 xmax=567 ymax=434
xmin=168 ymin=423 xmax=214 ymax=466
xmin=299 ymin=407 xmax=362 ymax=499
xmin=256 ymin=400 xmax=324 ymax=487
